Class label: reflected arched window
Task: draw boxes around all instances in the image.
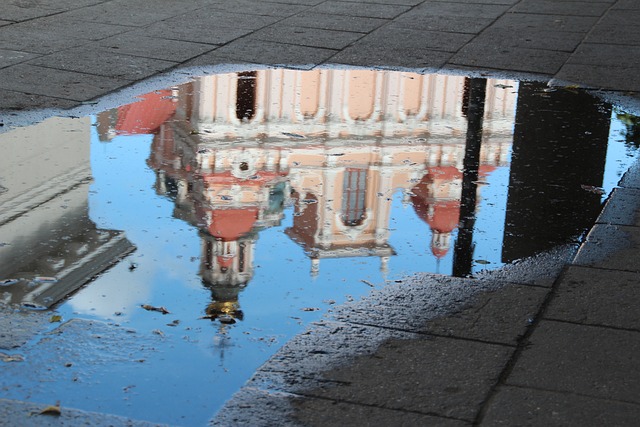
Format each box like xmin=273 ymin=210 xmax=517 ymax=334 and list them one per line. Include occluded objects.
xmin=341 ymin=168 xmax=367 ymax=226
xmin=236 ymin=72 xmax=257 ymax=121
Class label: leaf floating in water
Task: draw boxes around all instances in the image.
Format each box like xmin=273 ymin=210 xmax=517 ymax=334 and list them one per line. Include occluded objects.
xmin=475 ymin=259 xmax=491 ymax=265
xmin=49 ymin=315 xmax=63 ymax=323
xmin=152 ymin=329 xmax=165 ymax=337
xmin=301 ymin=307 xmax=319 ymax=312
xmin=0 ymin=352 xmax=24 ymax=362
xmin=140 ymin=304 xmax=170 ymax=315
xmin=37 ymin=402 xmax=61 ymax=416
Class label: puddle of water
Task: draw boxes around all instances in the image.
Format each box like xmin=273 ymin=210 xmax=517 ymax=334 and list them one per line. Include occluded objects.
xmin=0 ymin=69 xmax=639 ymax=425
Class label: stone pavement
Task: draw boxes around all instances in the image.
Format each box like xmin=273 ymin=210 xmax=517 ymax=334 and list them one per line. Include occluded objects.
xmin=2 ymin=0 xmax=640 ymax=425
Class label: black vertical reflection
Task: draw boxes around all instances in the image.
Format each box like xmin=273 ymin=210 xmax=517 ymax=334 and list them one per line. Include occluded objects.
xmin=502 ymin=82 xmax=612 ymax=262
xmin=453 ymin=78 xmax=487 ymax=277
xmin=236 ymin=71 xmax=257 ymax=121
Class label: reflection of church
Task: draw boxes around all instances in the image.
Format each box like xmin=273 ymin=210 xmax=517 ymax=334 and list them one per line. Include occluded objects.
xmin=99 ymin=69 xmax=516 ymax=322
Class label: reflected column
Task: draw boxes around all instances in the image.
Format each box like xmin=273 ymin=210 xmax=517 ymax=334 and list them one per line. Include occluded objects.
xmin=453 ymin=78 xmax=486 ymax=277
xmin=502 ymin=82 xmax=611 ymax=262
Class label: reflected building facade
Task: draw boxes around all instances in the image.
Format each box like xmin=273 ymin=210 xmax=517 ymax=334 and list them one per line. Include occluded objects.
xmin=107 ymin=69 xmax=516 ymax=320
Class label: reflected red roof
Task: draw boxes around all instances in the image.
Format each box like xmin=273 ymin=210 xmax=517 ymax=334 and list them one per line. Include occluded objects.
xmin=208 ymin=208 xmax=259 ymax=241
xmin=115 ymin=90 xmax=176 ymax=135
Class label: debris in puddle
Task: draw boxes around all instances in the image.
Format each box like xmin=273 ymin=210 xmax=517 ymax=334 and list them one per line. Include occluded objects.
xmin=166 ymin=319 xmax=180 ymax=327
xmin=281 ymin=132 xmax=305 ymax=139
xmin=140 ymin=304 xmax=170 ymax=314
xmin=218 ymin=315 xmax=236 ymax=324
xmin=494 ymin=84 xmax=513 ymax=89
xmin=580 ymin=184 xmax=605 ymax=195
xmin=49 ymin=315 xmax=63 ymax=323
xmin=34 ymin=402 xmax=61 ymax=417
xmin=361 ymin=280 xmax=375 ymax=287
xmin=0 ymin=279 xmax=19 ymax=286
xmin=0 ymin=352 xmax=24 ymax=362
xmin=152 ymin=329 xmax=165 ymax=337
xmin=128 ymin=262 xmax=138 ymax=271
xmin=301 ymin=307 xmax=320 ymax=312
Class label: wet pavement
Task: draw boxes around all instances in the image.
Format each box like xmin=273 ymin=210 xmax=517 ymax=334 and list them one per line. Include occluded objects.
xmin=1 ymin=0 xmax=640 ymax=426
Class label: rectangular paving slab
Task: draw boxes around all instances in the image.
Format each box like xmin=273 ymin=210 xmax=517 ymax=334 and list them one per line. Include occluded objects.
xmin=302 ymin=335 xmax=512 ymax=421
xmin=544 ymin=265 xmax=640 ymax=330
xmin=481 ymin=385 xmax=640 ymax=426
xmin=573 ymin=223 xmax=640 ymax=272
xmin=506 ymin=319 xmax=640 ymax=403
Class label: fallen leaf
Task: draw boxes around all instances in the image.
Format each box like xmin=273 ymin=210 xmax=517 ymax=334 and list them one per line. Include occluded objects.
xmin=49 ymin=315 xmax=63 ymax=323
xmin=37 ymin=402 xmax=61 ymax=416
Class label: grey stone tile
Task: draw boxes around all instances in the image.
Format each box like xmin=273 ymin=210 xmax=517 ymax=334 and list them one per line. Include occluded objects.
xmin=620 ymin=159 xmax=640 ymax=189
xmin=472 ymin=27 xmax=586 ymax=52
xmin=212 ymin=39 xmax=338 ymax=68
xmin=0 ymin=49 xmax=39 ymax=69
xmin=96 ymin=34 xmax=216 ymax=62
xmin=0 ymin=64 xmax=131 ymax=101
xmin=339 ymin=0 xmax=424 ymax=6
xmin=306 ymin=336 xmax=512 ymax=421
xmin=393 ymin=14 xmax=495 ymax=34
xmin=329 ymin=25 xmax=470 ymax=67
xmin=331 ymin=44 xmax=452 ymax=68
xmin=0 ymin=306 xmax=48 ymax=349
xmin=0 ymin=89 xmax=78 ymax=112
xmin=545 ymin=265 xmax=640 ymax=330
xmin=423 ymin=284 xmax=548 ymax=345
xmin=249 ymin=26 xmax=364 ymax=50
xmin=449 ymin=43 xmax=569 ymax=75
xmin=329 ymin=275 xmax=501 ymax=334
xmin=27 ymin=45 xmax=177 ymax=80
xmin=310 ymin=1 xmax=411 ymax=19
xmin=555 ymin=63 xmax=640 ymax=92
xmin=597 ymin=187 xmax=640 ymax=226
xmin=410 ymin=1 xmax=510 ymax=18
xmin=2 ymin=4 xmax=62 ymax=22
xmin=510 ymin=0 xmax=611 ymax=16
xmin=126 ymin=21 xmax=253 ymax=46
xmin=0 ymin=26 xmax=88 ymax=54
xmin=474 ymin=245 xmax=578 ymax=288
xmin=278 ymin=12 xmax=389 ymax=33
xmin=613 ymin=0 xmax=640 ymax=9
xmin=587 ymin=10 xmax=640 ymax=43
xmin=0 ymin=21 xmax=11 ymax=28
xmin=507 ymin=320 xmax=640 ymax=403
xmin=10 ymin=15 xmax=132 ymax=41
xmin=481 ymin=385 xmax=640 ymax=426
xmin=180 ymin=52 xmax=259 ymax=69
xmin=61 ymin=0 xmax=195 ymax=27
xmin=491 ymin=12 xmax=599 ymax=33
xmin=568 ymin=43 xmax=640 ymax=68
xmin=207 ymin=0 xmax=310 ymax=16
xmin=294 ymin=396 xmax=470 ymax=427
xmin=573 ymin=224 xmax=640 ymax=272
